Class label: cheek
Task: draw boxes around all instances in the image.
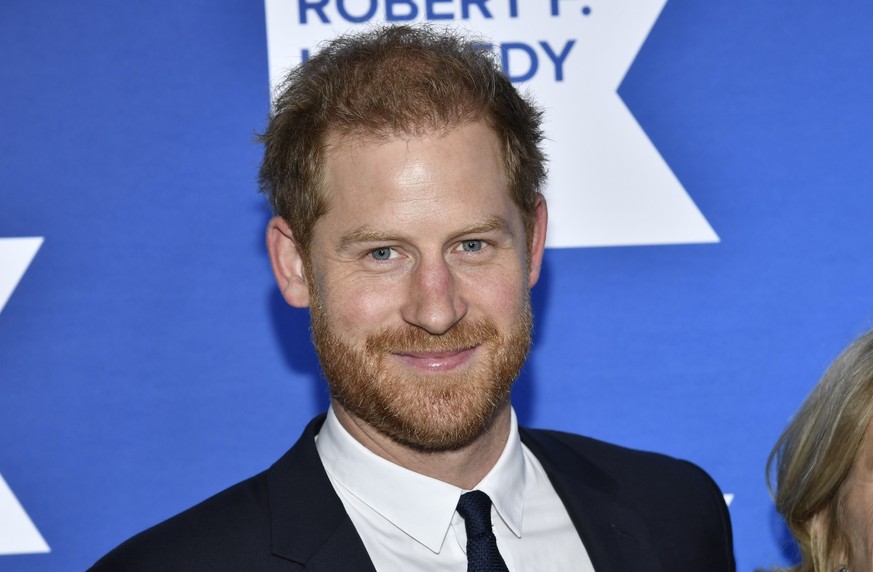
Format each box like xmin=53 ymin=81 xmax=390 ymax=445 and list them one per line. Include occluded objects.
xmin=461 ymin=266 xmax=529 ymax=315
xmin=320 ymin=276 xmax=403 ymax=332
xmin=845 ymin=482 xmax=873 ymax=565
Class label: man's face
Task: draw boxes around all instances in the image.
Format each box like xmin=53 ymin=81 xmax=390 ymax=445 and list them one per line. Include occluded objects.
xmin=291 ymin=121 xmax=546 ymax=451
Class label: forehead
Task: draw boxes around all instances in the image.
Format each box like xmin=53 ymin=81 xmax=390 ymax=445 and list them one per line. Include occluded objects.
xmin=316 ymin=122 xmax=515 ymax=229
xmin=322 ymin=120 xmax=503 ymax=173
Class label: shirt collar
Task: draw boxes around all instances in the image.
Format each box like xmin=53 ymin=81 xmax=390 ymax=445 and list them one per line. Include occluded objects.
xmin=315 ymin=406 xmax=527 ymax=552
xmin=474 ymin=412 xmax=525 ymax=538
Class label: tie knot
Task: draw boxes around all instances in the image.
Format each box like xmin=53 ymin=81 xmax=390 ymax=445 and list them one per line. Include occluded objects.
xmin=456 ymin=490 xmax=495 ymax=537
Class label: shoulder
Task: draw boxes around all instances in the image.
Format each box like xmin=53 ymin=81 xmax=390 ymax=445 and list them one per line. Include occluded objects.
xmin=522 ymin=426 xmax=723 ymax=496
xmin=89 ymin=470 xmax=277 ymax=571
xmin=89 ymin=416 xmax=332 ymax=571
xmin=521 ymin=427 xmax=735 ymax=571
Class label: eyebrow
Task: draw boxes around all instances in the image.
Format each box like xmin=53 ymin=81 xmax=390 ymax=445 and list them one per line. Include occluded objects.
xmin=338 ymin=216 xmax=514 ymax=249
xmin=454 ymin=216 xmax=513 ymax=237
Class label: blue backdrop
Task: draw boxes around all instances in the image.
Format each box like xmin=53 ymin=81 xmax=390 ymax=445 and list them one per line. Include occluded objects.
xmin=2 ymin=1 xmax=873 ymax=570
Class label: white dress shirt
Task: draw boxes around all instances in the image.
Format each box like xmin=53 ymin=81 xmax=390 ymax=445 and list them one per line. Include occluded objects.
xmin=315 ymin=406 xmax=594 ymax=571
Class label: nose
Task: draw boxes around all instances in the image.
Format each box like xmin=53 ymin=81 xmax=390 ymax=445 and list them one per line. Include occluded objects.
xmin=400 ymin=255 xmax=467 ymax=335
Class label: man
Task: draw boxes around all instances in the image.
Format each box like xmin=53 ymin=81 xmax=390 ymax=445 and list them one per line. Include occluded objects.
xmin=91 ymin=25 xmax=735 ymax=571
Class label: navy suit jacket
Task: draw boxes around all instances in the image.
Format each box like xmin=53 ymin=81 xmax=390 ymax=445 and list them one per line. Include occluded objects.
xmin=90 ymin=415 xmax=735 ymax=571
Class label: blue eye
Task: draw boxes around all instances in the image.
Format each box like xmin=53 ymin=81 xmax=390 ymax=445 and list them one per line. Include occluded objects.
xmin=370 ymin=247 xmax=393 ymax=261
xmin=460 ymin=240 xmax=483 ymax=252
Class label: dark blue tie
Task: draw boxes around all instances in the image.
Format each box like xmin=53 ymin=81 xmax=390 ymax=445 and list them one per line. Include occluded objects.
xmin=456 ymin=491 xmax=509 ymax=572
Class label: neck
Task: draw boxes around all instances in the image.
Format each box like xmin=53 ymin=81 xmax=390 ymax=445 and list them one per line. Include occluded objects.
xmin=331 ymin=400 xmax=512 ymax=490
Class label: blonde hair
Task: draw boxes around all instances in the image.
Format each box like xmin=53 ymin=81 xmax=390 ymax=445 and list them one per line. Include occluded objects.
xmin=767 ymin=329 xmax=873 ymax=571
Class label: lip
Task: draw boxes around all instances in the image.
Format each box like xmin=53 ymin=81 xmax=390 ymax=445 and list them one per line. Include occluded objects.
xmin=391 ymin=346 xmax=478 ymax=372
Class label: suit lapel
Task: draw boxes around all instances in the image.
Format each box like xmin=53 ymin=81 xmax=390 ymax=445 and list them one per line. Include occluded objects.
xmin=520 ymin=428 xmax=662 ymax=572
xmin=262 ymin=417 xmax=662 ymax=570
xmin=267 ymin=415 xmax=377 ymax=571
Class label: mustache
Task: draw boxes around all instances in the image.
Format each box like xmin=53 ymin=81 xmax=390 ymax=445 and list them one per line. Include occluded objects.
xmin=365 ymin=319 xmax=500 ymax=354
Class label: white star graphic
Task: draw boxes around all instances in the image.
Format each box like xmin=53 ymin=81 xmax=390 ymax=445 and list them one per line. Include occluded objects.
xmin=0 ymin=474 xmax=50 ymax=555
xmin=264 ymin=0 xmax=718 ymax=248
xmin=0 ymin=237 xmax=50 ymax=555
xmin=515 ymin=0 xmax=720 ymax=247
xmin=0 ymin=237 xmax=43 ymax=315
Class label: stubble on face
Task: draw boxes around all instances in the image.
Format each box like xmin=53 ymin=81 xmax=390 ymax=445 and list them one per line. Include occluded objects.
xmin=309 ymin=294 xmax=533 ymax=452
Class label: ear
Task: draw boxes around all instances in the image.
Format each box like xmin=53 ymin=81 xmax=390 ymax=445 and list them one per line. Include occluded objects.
xmin=527 ymin=194 xmax=548 ymax=287
xmin=266 ymin=216 xmax=311 ymax=308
